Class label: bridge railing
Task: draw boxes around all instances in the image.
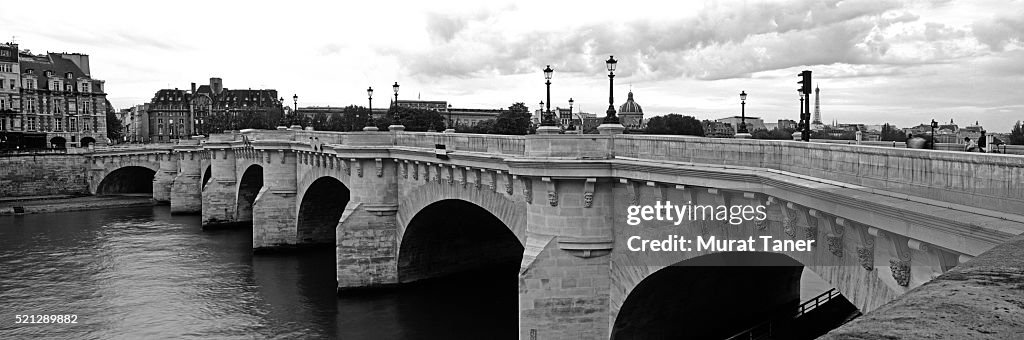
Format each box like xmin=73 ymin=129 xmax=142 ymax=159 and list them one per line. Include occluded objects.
xmin=613 ymin=134 xmax=1024 ymax=215
xmin=396 ymin=132 xmax=526 ymax=156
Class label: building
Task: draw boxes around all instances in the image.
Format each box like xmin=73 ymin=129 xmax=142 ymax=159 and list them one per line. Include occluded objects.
xmin=145 ymin=78 xmax=282 ymax=142
xmin=618 ymin=91 xmax=644 ymax=130
xmin=778 ymin=119 xmax=798 ymax=130
xmin=716 ymin=116 xmax=767 ymax=132
xmin=703 ymin=120 xmax=735 ymax=138
xmin=0 ymin=42 xmax=108 ymax=149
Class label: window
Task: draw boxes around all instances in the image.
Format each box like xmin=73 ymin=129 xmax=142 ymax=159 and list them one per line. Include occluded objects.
xmin=27 ymin=117 xmax=36 ymax=131
xmin=9 ymin=79 xmax=14 ymax=89
xmin=1 ymin=98 xmax=5 ymax=110
xmin=25 ymin=79 xmax=35 ymax=89
xmin=55 ymin=119 xmax=62 ymax=131
xmin=69 ymin=117 xmax=77 ymax=132
xmin=0 ymin=50 xmax=9 ymax=57
xmin=81 ymin=83 xmax=90 ymax=93
xmin=0 ymin=63 xmax=11 ymax=73
xmin=52 ymin=81 xmax=60 ymax=91
xmin=66 ymin=72 xmax=73 ymax=79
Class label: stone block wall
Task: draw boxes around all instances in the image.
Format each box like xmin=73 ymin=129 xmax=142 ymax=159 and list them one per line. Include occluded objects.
xmin=0 ymin=154 xmax=89 ymax=197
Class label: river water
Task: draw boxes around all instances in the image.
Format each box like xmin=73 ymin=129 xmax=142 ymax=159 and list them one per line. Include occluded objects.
xmin=0 ymin=205 xmax=836 ymax=339
xmin=0 ymin=206 xmax=517 ymax=339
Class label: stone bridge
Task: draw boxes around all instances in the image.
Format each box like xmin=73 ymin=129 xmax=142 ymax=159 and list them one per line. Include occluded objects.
xmin=86 ymin=129 xmax=1024 ymax=339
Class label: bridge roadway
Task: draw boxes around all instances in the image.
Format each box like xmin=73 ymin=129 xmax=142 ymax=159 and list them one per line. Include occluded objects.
xmin=85 ymin=128 xmax=1024 ymax=339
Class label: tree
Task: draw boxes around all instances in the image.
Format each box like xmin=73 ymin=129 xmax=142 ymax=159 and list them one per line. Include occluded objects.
xmin=751 ymin=127 xmax=796 ymax=140
xmin=105 ymin=99 xmax=124 ymax=143
xmin=644 ymin=114 xmax=704 ymax=136
xmin=378 ymin=106 xmax=447 ymax=132
xmin=489 ymin=102 xmax=533 ymax=135
xmin=880 ymin=123 xmax=907 ymax=142
xmin=1011 ymin=121 xmax=1024 ymax=145
xmin=310 ymin=112 xmax=330 ymax=131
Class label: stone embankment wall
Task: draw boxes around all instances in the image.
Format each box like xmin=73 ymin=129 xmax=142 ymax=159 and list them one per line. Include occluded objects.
xmin=0 ymin=154 xmax=89 ymax=197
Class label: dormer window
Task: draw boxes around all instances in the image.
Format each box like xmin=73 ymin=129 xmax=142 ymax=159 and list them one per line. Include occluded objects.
xmin=65 ymin=72 xmax=73 ymax=79
xmin=44 ymin=70 xmax=53 ymax=77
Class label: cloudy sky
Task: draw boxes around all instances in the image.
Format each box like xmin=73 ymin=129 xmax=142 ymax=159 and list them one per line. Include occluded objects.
xmin=3 ymin=0 xmax=1022 ymax=131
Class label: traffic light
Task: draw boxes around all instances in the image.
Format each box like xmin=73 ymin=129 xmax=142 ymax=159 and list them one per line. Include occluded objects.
xmin=797 ymin=70 xmax=812 ymax=94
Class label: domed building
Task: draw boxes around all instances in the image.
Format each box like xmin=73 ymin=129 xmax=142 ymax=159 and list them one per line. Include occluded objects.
xmin=618 ymin=91 xmax=644 ymax=130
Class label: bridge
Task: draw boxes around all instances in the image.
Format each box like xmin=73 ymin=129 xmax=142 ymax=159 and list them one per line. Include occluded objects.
xmin=85 ymin=128 xmax=1024 ymax=339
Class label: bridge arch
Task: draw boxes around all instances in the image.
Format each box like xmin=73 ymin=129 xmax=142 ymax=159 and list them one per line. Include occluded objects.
xmin=296 ymin=176 xmax=350 ymax=245
xmin=95 ymin=165 xmax=157 ymax=195
xmin=397 ymin=197 xmax=524 ymax=284
xmin=50 ymin=136 xmax=66 ymax=149
xmin=80 ymin=137 xmax=96 ymax=148
xmin=611 ymin=252 xmax=804 ymax=339
xmin=397 ymin=183 xmax=526 ymax=246
xmin=236 ymin=164 xmax=263 ymax=223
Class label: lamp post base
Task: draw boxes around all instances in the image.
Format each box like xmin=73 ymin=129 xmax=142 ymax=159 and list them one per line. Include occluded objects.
xmin=363 ymin=126 xmax=380 ymax=132
xmin=536 ymin=126 xmax=561 ymax=135
xmin=734 ymin=132 xmax=752 ymax=139
xmin=388 ymin=124 xmax=406 ymax=132
xmin=791 ymin=131 xmax=803 ymax=141
xmin=443 ymin=128 xmax=455 ymax=133
xmin=597 ymin=123 xmax=625 ymax=135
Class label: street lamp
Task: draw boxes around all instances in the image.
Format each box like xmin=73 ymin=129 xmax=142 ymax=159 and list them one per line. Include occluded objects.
xmin=392 ymin=82 xmax=400 ymax=124
xmin=541 ymin=65 xmax=556 ymax=126
xmin=738 ymin=91 xmax=748 ymax=134
xmin=603 ymin=55 xmax=619 ymax=124
xmin=930 ymin=119 xmax=938 ymax=150
xmin=569 ymin=97 xmax=577 ymax=133
xmin=366 ymin=86 xmax=374 ymax=129
xmin=292 ymin=94 xmax=298 ymax=112
xmin=539 ymin=100 xmax=544 ymax=125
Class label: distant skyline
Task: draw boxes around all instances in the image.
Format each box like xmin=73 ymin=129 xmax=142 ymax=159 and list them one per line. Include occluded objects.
xmin=3 ymin=0 xmax=1022 ymax=131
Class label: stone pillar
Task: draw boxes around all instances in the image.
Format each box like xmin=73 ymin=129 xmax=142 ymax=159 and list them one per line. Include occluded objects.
xmin=337 ymin=158 xmax=400 ymax=290
xmin=519 ymin=177 xmax=614 ymax=339
xmin=170 ymin=149 xmax=202 ymax=214
xmin=253 ymin=148 xmax=299 ymax=250
xmin=202 ymin=147 xmax=239 ymax=226
xmin=152 ymin=151 xmax=178 ymax=203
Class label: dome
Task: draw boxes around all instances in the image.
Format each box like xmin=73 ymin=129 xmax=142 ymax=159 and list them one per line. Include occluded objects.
xmin=619 ymin=91 xmax=642 ymax=114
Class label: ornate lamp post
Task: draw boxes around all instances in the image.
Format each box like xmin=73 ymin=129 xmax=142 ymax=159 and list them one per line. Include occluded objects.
xmin=541 ymin=65 xmax=556 ymax=127
xmin=389 ymin=82 xmax=405 ymax=131
xmin=738 ymin=91 xmax=748 ymax=133
xmin=569 ymin=97 xmax=579 ymax=134
xmin=597 ymin=55 xmax=625 ymax=134
xmin=292 ymin=94 xmax=298 ymax=112
xmin=931 ymin=119 xmax=938 ymax=150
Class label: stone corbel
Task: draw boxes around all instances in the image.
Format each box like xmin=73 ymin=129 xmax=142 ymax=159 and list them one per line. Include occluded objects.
xmin=803 ymin=208 xmax=819 ymax=245
xmin=447 ymin=165 xmax=456 ymax=185
xmin=504 ymin=172 xmax=514 ymax=195
xmin=437 ymin=164 xmax=445 ymax=183
xmin=425 ymin=162 xmax=433 ymax=183
xmin=375 ymin=158 xmax=383 ymax=177
xmin=401 ymin=161 xmax=408 ymax=179
xmin=583 ymin=178 xmax=597 ymax=208
xmin=488 ymin=170 xmax=497 ymax=191
xmin=558 ymin=236 xmax=614 ymax=258
xmin=542 ymin=177 xmax=557 ymax=207
xmin=189 ymin=152 xmax=194 ymax=160
xmin=328 ymin=155 xmax=334 ymax=169
xmin=412 ymin=161 xmax=420 ymax=180
xmin=518 ymin=176 xmax=532 ymax=204
xmin=754 ymin=195 xmax=770 ymax=231
xmin=280 ymin=150 xmax=287 ymax=165
xmin=264 ymin=151 xmax=271 ymax=164
xmin=352 ymin=158 xmax=362 ymax=177
xmin=780 ymin=202 xmax=796 ymax=238
xmin=620 ymin=179 xmax=639 ymax=205
xmin=707 ymin=188 xmax=728 ymax=207
xmin=820 ymin=215 xmax=841 ymax=257
xmin=473 ymin=168 xmax=482 ymax=190
xmin=458 ymin=166 xmax=468 ymax=188
xmin=888 ymin=233 xmax=912 ymax=287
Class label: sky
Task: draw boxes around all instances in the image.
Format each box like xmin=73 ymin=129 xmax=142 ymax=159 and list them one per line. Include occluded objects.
xmin=3 ymin=0 xmax=1023 ymax=131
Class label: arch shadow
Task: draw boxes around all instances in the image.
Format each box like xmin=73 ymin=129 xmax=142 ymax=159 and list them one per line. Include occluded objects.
xmin=50 ymin=136 xmax=67 ymax=149
xmin=397 ymin=199 xmax=524 ymax=284
xmin=296 ymin=176 xmax=350 ymax=245
xmin=236 ymin=164 xmax=263 ymax=223
xmin=96 ymin=166 xmax=156 ymax=195
xmin=80 ymin=137 xmax=96 ymax=148
xmin=611 ymin=252 xmax=804 ymax=340
xmin=202 ymin=166 xmax=212 ymax=189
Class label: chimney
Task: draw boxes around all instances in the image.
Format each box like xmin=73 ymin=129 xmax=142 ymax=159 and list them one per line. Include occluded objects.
xmin=191 ymin=82 xmax=196 ymax=94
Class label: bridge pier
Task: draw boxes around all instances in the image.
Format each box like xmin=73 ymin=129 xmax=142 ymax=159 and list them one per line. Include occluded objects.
xmin=153 ymin=152 xmax=178 ymax=203
xmin=336 ymin=158 xmax=400 ymax=289
xmin=252 ymin=148 xmax=299 ymax=250
xmin=518 ymin=178 xmax=615 ymax=339
xmin=202 ymin=145 xmax=240 ymax=226
xmin=170 ymin=147 xmax=203 ymax=214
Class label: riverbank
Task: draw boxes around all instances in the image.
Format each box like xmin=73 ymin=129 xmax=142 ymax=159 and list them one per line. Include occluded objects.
xmin=0 ymin=194 xmax=159 ymax=215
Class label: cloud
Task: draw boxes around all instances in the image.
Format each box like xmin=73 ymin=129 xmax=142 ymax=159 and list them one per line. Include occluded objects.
xmin=385 ymin=0 xmax=930 ymax=81
xmin=972 ymin=12 xmax=1024 ymax=51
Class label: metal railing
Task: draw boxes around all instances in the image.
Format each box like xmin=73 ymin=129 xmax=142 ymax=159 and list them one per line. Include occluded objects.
xmin=725 ymin=288 xmax=841 ymax=340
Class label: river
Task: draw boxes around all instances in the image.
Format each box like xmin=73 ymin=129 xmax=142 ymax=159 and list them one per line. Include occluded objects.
xmin=0 ymin=206 xmax=517 ymax=339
